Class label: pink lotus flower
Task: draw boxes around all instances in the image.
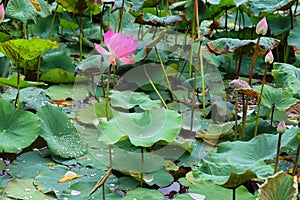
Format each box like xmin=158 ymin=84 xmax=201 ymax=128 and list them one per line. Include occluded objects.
xmin=0 ymin=3 xmax=4 ymax=24
xmin=256 ymin=17 xmax=268 ymax=35
xmin=277 ymin=120 xmax=286 ymax=134
xmin=264 ymin=50 xmax=274 ymax=64
xmin=94 ymin=29 xmax=138 ymax=65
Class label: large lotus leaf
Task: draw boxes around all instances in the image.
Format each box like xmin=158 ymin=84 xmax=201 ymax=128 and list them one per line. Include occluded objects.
xmin=257 ymin=171 xmax=298 ymax=200
xmin=5 ymin=0 xmax=38 ymax=23
xmin=61 ymin=182 xmax=121 ymax=200
xmin=208 ymin=0 xmax=236 ymax=19
xmin=0 ymin=76 xmax=45 ymax=88
xmin=143 ymin=168 xmax=174 ymax=187
xmin=135 ymin=13 xmax=184 ymax=26
xmin=40 ymin=51 xmax=74 ymax=74
xmin=174 ymin=181 xmax=255 ymax=200
xmin=98 ymin=108 xmax=182 ymax=147
xmin=0 ymin=32 xmax=13 ymax=43
xmin=288 ymin=23 xmax=300 ymax=62
xmin=40 ymin=68 xmax=75 ymax=83
xmin=0 ymin=38 xmax=58 ymax=62
xmin=7 ymin=151 xmax=53 ymax=179
xmin=4 ymin=178 xmax=56 ymax=200
xmin=0 ymin=99 xmax=41 ymax=153
xmin=196 ymin=121 xmax=235 ymax=139
xmin=192 ymin=130 xmax=298 ymax=188
xmin=89 ymin=146 xmax=165 ymax=173
xmin=253 ymin=85 xmax=300 ymax=111
xmin=272 ymin=62 xmax=300 ymax=98
xmin=249 ymin=0 xmax=296 ymax=16
xmin=123 ymin=187 xmax=164 ymax=200
xmin=37 ymin=104 xmax=87 ymax=158
xmin=206 ymin=37 xmax=280 ymax=56
xmin=47 ymin=84 xmax=88 ymax=100
xmin=56 ymin=0 xmax=100 ymax=14
xmin=76 ymin=101 xmax=112 ymax=125
xmin=109 ymin=90 xmax=161 ymax=110
xmin=267 ymin=14 xmax=291 ymax=35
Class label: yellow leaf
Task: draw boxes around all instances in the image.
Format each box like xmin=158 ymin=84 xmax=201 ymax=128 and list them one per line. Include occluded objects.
xmin=58 ymin=171 xmax=82 ymax=183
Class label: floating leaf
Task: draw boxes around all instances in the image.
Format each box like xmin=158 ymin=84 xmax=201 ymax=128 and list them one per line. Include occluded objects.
xmin=4 ymin=178 xmax=56 ymax=200
xmin=0 ymin=76 xmax=45 ymax=88
xmin=98 ymin=108 xmax=182 ymax=147
xmin=0 ymin=99 xmax=41 ymax=153
xmin=206 ymin=37 xmax=280 ymax=56
xmin=40 ymin=68 xmax=75 ymax=83
xmin=123 ymin=187 xmax=164 ymax=199
xmin=109 ymin=90 xmax=161 ymax=110
xmin=47 ymin=84 xmax=88 ymax=100
xmin=257 ymin=171 xmax=298 ymax=200
xmin=37 ymin=104 xmax=87 ymax=158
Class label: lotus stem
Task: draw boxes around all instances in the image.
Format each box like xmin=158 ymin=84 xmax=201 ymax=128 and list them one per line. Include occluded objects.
xmin=15 ymin=64 xmax=21 ymax=109
xmin=232 ymin=188 xmax=236 ymax=200
xmin=118 ymin=0 xmax=125 ymax=32
xmin=248 ymin=35 xmax=261 ymax=85
xmin=143 ymin=64 xmax=169 ymax=109
xmin=37 ymin=56 xmax=41 ymax=82
xmin=234 ymin=89 xmax=239 ymax=140
xmin=199 ymin=41 xmax=206 ymax=118
xmin=79 ymin=11 xmax=83 ymax=61
xmin=270 ymin=103 xmax=275 ymax=126
xmin=293 ymin=137 xmax=300 ymax=175
xmin=274 ymin=133 xmax=283 ymax=174
xmin=154 ymin=46 xmax=174 ymax=100
xmin=241 ymin=94 xmax=248 ymax=141
xmin=140 ymin=147 xmax=144 ymax=187
xmin=106 ymin=64 xmax=112 ymax=120
xmin=254 ymin=62 xmax=269 ymax=137
xmin=48 ymin=4 xmax=58 ymax=39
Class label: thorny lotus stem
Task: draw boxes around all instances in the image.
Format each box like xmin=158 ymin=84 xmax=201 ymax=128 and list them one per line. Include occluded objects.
xmin=143 ymin=64 xmax=169 ymax=109
xmin=155 ymin=46 xmax=174 ymax=100
xmin=118 ymin=0 xmax=125 ymax=32
xmin=48 ymin=4 xmax=58 ymax=39
xmin=254 ymin=62 xmax=269 ymax=137
xmin=274 ymin=133 xmax=283 ymax=174
xmin=248 ymin=35 xmax=261 ymax=85
xmin=234 ymin=89 xmax=239 ymax=140
xmin=241 ymin=95 xmax=248 ymax=141
xmin=89 ymin=167 xmax=112 ymax=196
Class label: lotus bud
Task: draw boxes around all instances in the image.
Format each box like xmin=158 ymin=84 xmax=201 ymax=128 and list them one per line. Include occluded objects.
xmin=229 ymin=79 xmax=251 ymax=89
xmin=277 ymin=120 xmax=286 ymax=134
xmin=0 ymin=3 xmax=4 ymax=24
xmin=256 ymin=17 xmax=268 ymax=35
xmin=265 ymin=50 xmax=274 ymax=64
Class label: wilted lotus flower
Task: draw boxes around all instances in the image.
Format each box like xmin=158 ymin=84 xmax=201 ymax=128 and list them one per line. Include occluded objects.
xmin=94 ymin=29 xmax=138 ymax=65
xmin=0 ymin=3 xmax=4 ymax=24
xmin=256 ymin=17 xmax=268 ymax=35
xmin=229 ymin=79 xmax=251 ymax=89
xmin=264 ymin=50 xmax=274 ymax=64
xmin=277 ymin=120 xmax=286 ymax=134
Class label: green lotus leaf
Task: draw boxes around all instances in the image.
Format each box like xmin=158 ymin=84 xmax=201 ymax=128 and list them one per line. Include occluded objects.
xmin=47 ymin=84 xmax=88 ymax=100
xmin=56 ymin=0 xmax=100 ymax=14
xmin=4 ymin=178 xmax=56 ymax=200
xmin=192 ymin=130 xmax=298 ymax=189
xmin=0 ymin=76 xmax=45 ymax=88
xmin=174 ymin=181 xmax=255 ymax=200
xmin=207 ymin=37 xmax=280 ymax=56
xmin=40 ymin=68 xmax=75 ymax=83
xmin=0 ymin=38 xmax=58 ymax=62
xmin=272 ymin=62 xmax=300 ymax=98
xmin=123 ymin=187 xmax=164 ymax=200
xmin=37 ymin=104 xmax=87 ymax=158
xmin=7 ymin=151 xmax=53 ymax=179
xmin=0 ymin=99 xmax=41 ymax=153
xmin=254 ymin=85 xmax=299 ymax=111
xmin=134 ymin=13 xmax=184 ymax=26
xmin=288 ymin=24 xmax=300 ymax=62
xmin=5 ymin=0 xmax=38 ymax=23
xmin=249 ymin=0 xmax=296 ymax=16
xmin=98 ymin=108 xmax=182 ymax=147
xmin=257 ymin=171 xmax=298 ymax=200
xmin=109 ymin=90 xmax=161 ymax=110
xmin=196 ymin=121 xmax=235 ymax=139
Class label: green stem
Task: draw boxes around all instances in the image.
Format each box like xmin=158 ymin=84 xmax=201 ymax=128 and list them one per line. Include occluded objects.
xmin=140 ymin=147 xmax=144 ymax=187
xmin=254 ymin=62 xmax=269 ymax=137
xmin=293 ymin=139 xmax=300 ymax=175
xmin=154 ymin=46 xmax=174 ymax=100
xmin=16 ymin=64 xmax=21 ymax=109
xmin=106 ymin=64 xmax=112 ymax=120
xmin=241 ymin=95 xmax=248 ymax=141
xmin=37 ymin=56 xmax=41 ymax=82
xmin=270 ymin=103 xmax=275 ymax=126
xmin=274 ymin=133 xmax=283 ymax=174
xmin=48 ymin=4 xmax=58 ymax=39
xmin=234 ymin=89 xmax=239 ymax=140
xmin=249 ymin=35 xmax=261 ymax=85
xmin=79 ymin=11 xmax=83 ymax=61
xmin=199 ymin=41 xmax=206 ymax=118
xmin=118 ymin=0 xmax=125 ymax=32
xmin=143 ymin=65 xmax=168 ymax=109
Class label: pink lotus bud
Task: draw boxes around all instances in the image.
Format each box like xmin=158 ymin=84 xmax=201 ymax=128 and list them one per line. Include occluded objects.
xmin=229 ymin=79 xmax=251 ymax=89
xmin=256 ymin=17 xmax=268 ymax=35
xmin=264 ymin=50 xmax=274 ymax=64
xmin=277 ymin=120 xmax=286 ymax=134
xmin=0 ymin=3 xmax=4 ymax=24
